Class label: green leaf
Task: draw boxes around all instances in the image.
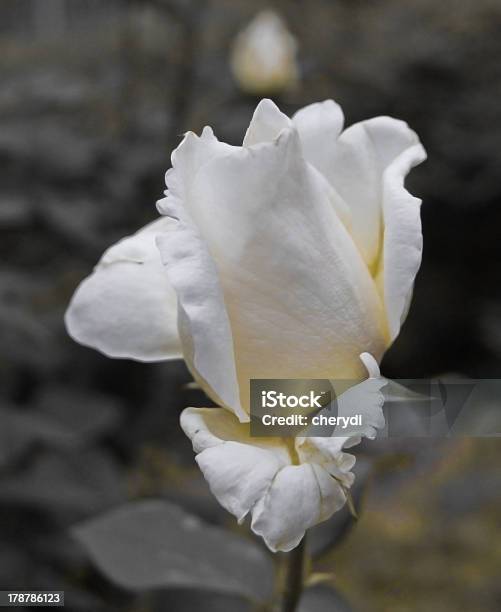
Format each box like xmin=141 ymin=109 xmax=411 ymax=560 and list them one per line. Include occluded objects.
xmin=73 ymin=499 xmax=274 ymax=603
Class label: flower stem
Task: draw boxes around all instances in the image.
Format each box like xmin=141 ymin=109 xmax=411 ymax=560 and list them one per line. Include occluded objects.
xmin=280 ymin=535 xmax=307 ymax=612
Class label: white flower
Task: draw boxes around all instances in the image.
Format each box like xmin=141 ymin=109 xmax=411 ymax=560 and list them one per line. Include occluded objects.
xmin=65 ymin=98 xmax=426 ymax=551
xmin=230 ymin=10 xmax=299 ymax=95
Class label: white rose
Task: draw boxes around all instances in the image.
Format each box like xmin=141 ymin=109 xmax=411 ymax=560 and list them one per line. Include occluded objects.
xmin=230 ymin=10 xmax=299 ymax=95
xmin=66 ymin=98 xmax=426 ymax=551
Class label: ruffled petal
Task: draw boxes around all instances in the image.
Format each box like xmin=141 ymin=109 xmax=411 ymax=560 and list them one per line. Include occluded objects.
xmin=158 ymin=126 xmax=236 ymax=213
xmin=180 ymin=407 xmax=290 ymax=524
xmin=181 ymin=406 xmax=356 ymax=552
xmin=296 ymin=437 xmax=356 ymax=488
xmin=251 ymin=463 xmax=346 ymax=552
xmin=65 ymin=218 xmax=181 ymax=361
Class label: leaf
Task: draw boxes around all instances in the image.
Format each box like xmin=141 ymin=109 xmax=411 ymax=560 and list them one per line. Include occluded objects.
xmin=160 ymin=472 xmax=230 ymax=526
xmin=0 ymin=390 xmax=121 ymax=467
xmin=72 ymin=500 xmax=275 ymax=603
xmin=35 ymin=385 xmax=122 ymax=443
xmin=0 ymin=406 xmax=61 ymax=467
xmin=0 ymin=449 xmax=126 ymax=519
xmin=298 ymin=585 xmax=353 ymax=612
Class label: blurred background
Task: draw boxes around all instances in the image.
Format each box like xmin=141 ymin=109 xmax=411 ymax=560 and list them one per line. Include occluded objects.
xmin=1 ymin=1 xmax=501 ymax=611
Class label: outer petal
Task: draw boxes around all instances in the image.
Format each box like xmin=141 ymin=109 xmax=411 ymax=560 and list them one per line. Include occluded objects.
xmin=243 ymin=98 xmax=291 ymax=147
xmin=180 ymin=407 xmax=290 ymax=524
xmin=251 ymin=463 xmax=346 ymax=552
xmin=159 ymin=126 xmax=236 ymax=209
xmin=65 ymin=218 xmax=181 ymax=361
xmin=243 ymin=99 xmax=351 ymax=226
xmin=168 ymin=127 xmax=387 ymax=414
xmin=244 ymin=98 xmax=344 ymax=151
xmin=157 ymin=130 xmax=246 ymax=420
xmin=292 ymin=100 xmax=344 ymax=172
xmin=378 ymin=142 xmax=427 ymax=339
xmin=322 ymin=117 xmax=426 ymax=338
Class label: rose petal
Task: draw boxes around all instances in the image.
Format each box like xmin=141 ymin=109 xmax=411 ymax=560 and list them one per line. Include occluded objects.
xmin=243 ymin=98 xmax=291 ymax=146
xmin=321 ymin=116 xmax=424 ymax=272
xmin=292 ymin=99 xmax=344 ymax=172
xmin=378 ymin=141 xmax=427 ymax=339
xmin=181 ymin=406 xmax=356 ymax=552
xmin=157 ymin=131 xmax=246 ymax=420
xmin=251 ymin=463 xmax=346 ymax=552
xmin=244 ymin=104 xmax=426 ymax=340
xmin=158 ymin=127 xmax=236 ymax=213
xmin=180 ymin=407 xmax=289 ymax=523
xmin=243 ymin=99 xmax=351 ymax=227
xmin=173 ymin=127 xmax=387 ymax=413
xmin=65 ymin=218 xmax=181 ymax=362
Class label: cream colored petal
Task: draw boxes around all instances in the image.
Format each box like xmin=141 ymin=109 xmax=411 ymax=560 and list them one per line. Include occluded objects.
xmin=65 ymin=218 xmax=181 ymax=362
xmin=181 ymin=127 xmax=387 ymax=413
